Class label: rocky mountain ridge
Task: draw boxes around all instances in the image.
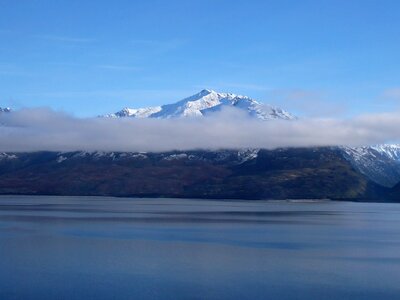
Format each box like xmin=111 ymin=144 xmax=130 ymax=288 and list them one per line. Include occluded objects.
xmin=105 ymin=89 xmax=295 ymax=120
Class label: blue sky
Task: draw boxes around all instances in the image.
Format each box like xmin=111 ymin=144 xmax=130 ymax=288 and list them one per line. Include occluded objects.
xmin=1 ymin=0 xmax=400 ymax=117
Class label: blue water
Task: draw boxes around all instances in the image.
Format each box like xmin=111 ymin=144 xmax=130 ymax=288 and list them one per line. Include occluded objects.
xmin=1 ymin=196 xmax=400 ymax=299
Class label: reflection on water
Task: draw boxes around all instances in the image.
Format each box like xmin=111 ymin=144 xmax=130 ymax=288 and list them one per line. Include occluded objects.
xmin=1 ymin=196 xmax=400 ymax=299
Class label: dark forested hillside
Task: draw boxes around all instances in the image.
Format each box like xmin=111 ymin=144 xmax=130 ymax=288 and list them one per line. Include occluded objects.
xmin=0 ymin=148 xmax=393 ymax=201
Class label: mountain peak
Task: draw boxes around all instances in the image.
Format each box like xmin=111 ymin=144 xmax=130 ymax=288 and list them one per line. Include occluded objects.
xmin=200 ymin=88 xmax=214 ymax=94
xmin=106 ymin=90 xmax=295 ymax=120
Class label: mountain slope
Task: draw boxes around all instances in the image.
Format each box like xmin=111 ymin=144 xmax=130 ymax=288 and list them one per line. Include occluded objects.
xmin=105 ymin=89 xmax=295 ymax=120
xmin=341 ymin=144 xmax=400 ymax=187
xmin=0 ymin=148 xmax=388 ymax=201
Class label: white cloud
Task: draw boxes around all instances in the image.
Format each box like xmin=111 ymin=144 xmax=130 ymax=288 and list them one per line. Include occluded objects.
xmin=1 ymin=107 xmax=400 ymax=152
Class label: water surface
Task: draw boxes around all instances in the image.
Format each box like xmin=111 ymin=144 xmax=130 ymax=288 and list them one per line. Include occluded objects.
xmin=1 ymin=196 xmax=400 ymax=299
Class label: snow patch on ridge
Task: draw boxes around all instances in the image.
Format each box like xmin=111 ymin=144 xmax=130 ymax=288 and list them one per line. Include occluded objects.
xmin=105 ymin=106 xmax=162 ymax=118
xmin=0 ymin=153 xmax=17 ymax=160
xmin=238 ymin=148 xmax=259 ymax=162
xmin=341 ymin=144 xmax=400 ymax=187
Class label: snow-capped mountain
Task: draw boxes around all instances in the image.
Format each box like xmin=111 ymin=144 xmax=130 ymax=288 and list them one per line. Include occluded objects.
xmin=110 ymin=106 xmax=162 ymax=118
xmin=105 ymin=89 xmax=295 ymax=120
xmin=341 ymin=144 xmax=400 ymax=187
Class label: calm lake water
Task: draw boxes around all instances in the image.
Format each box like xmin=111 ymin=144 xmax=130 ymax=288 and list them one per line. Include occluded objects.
xmin=1 ymin=196 xmax=400 ymax=299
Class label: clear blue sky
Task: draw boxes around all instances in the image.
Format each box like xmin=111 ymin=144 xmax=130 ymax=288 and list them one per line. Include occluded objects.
xmin=1 ymin=0 xmax=400 ymax=117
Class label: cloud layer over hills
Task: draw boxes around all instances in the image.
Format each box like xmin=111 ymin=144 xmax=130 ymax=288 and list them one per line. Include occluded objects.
xmin=0 ymin=107 xmax=399 ymax=152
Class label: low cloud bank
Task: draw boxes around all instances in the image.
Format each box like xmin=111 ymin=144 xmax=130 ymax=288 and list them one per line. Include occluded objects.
xmin=0 ymin=107 xmax=399 ymax=152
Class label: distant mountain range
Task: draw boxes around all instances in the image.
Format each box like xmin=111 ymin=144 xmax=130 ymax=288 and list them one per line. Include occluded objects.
xmin=104 ymin=89 xmax=295 ymax=120
xmin=2 ymin=90 xmax=400 ymax=200
xmin=102 ymin=89 xmax=400 ymax=189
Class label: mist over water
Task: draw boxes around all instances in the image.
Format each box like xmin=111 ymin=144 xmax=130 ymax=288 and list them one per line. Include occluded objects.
xmin=1 ymin=196 xmax=400 ymax=299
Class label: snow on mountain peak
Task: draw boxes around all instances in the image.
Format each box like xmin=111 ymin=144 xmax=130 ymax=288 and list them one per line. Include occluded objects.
xmin=341 ymin=144 xmax=400 ymax=187
xmin=106 ymin=106 xmax=162 ymax=118
xmin=106 ymin=90 xmax=295 ymax=120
